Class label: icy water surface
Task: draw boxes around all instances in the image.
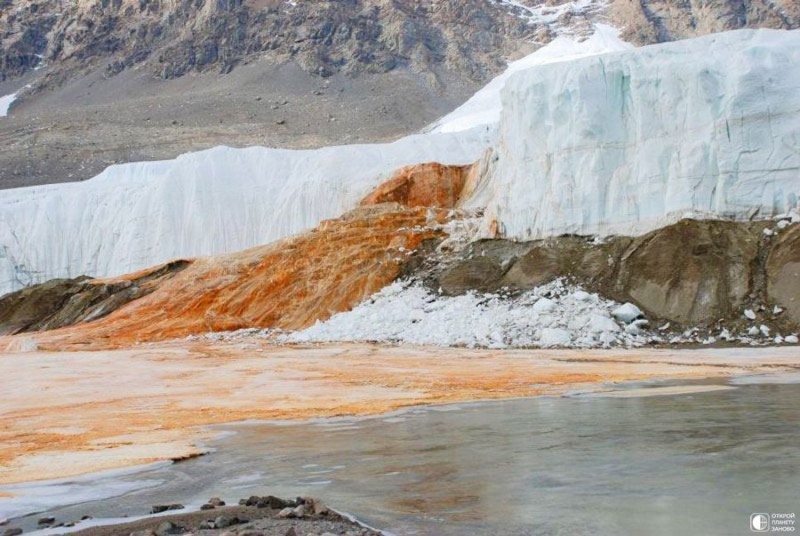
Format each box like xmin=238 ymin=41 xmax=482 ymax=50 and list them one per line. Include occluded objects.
xmin=12 ymin=380 xmax=800 ymax=535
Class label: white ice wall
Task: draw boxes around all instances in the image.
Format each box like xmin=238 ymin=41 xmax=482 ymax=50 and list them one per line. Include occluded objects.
xmin=429 ymin=24 xmax=631 ymax=134
xmin=473 ymin=29 xmax=800 ymax=240
xmin=0 ymin=132 xmax=488 ymax=295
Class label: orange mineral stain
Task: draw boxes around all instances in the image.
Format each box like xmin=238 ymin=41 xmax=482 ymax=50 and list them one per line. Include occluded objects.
xmin=4 ymin=204 xmax=449 ymax=351
xmin=2 ymin=341 xmax=798 ymax=486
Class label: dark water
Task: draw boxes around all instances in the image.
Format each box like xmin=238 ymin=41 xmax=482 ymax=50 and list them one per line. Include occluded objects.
xmin=13 ymin=381 xmax=800 ymax=535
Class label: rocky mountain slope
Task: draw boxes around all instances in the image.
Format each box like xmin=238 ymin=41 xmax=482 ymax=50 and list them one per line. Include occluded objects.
xmin=1 ymin=0 xmax=796 ymax=188
xmin=0 ymin=0 xmax=546 ymax=187
xmin=1 ymin=0 xmax=536 ymax=84
xmin=612 ymin=0 xmax=799 ymax=44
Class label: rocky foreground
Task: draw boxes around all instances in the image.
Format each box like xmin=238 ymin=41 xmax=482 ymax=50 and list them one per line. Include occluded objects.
xmin=4 ymin=496 xmax=379 ymax=536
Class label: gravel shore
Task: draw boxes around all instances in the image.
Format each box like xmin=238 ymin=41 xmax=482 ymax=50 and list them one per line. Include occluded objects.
xmin=7 ymin=496 xmax=381 ymax=536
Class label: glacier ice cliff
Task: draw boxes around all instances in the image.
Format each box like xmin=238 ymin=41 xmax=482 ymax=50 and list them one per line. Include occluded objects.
xmin=429 ymin=24 xmax=631 ymax=134
xmin=471 ymin=29 xmax=800 ymax=240
xmin=0 ymin=25 xmax=630 ymax=298
xmin=0 ymin=133 xmax=487 ymax=295
xmin=3 ymin=28 xmax=797 ymax=298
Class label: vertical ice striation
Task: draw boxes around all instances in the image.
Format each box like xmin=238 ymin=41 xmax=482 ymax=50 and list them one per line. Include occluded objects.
xmin=429 ymin=24 xmax=632 ymax=134
xmin=475 ymin=29 xmax=800 ymax=240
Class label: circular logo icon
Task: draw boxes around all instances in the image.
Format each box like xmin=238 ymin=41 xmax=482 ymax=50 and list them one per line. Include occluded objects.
xmin=752 ymin=513 xmax=770 ymax=532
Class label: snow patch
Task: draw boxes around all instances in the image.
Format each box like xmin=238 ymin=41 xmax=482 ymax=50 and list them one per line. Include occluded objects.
xmin=0 ymin=92 xmax=18 ymax=117
xmin=493 ymin=0 xmax=607 ymax=34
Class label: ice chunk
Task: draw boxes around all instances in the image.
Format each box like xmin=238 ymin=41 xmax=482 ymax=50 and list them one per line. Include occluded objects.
xmin=533 ymin=297 xmax=556 ymax=313
xmin=539 ymin=328 xmax=572 ymax=347
xmin=572 ymin=290 xmax=592 ymax=301
xmin=611 ymin=303 xmax=642 ymax=324
xmin=589 ymin=313 xmax=619 ymax=333
xmin=285 ymin=279 xmax=649 ymax=349
xmin=744 ymin=309 xmax=757 ymax=320
xmin=625 ymin=324 xmax=643 ymax=336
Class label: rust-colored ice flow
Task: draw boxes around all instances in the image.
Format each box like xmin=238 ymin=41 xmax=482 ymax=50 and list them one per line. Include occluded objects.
xmin=360 ymin=162 xmax=472 ymax=208
xmin=4 ymin=204 xmax=448 ymax=350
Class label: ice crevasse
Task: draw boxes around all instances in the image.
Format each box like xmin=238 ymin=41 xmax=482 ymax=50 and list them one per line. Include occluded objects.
xmin=469 ymin=29 xmax=800 ymax=239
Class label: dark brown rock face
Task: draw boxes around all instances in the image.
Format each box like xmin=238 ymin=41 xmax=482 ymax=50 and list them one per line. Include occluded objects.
xmin=426 ymin=219 xmax=800 ymax=329
xmin=767 ymin=225 xmax=800 ymax=326
xmin=615 ymin=220 xmax=761 ymax=324
xmin=439 ymin=256 xmax=506 ymax=295
xmin=0 ymin=260 xmax=189 ymax=335
xmin=0 ymin=0 xmax=535 ymax=84
xmin=612 ymin=0 xmax=799 ymax=45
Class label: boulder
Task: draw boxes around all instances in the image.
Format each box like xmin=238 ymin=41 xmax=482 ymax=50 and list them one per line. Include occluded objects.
xmin=155 ymin=521 xmax=182 ymax=536
xmin=150 ymin=504 xmax=184 ymax=514
xmin=255 ymin=495 xmax=292 ymax=509
xmin=613 ymin=220 xmax=762 ymax=324
xmin=277 ymin=508 xmax=295 ymax=519
xmin=766 ymin=225 xmax=800 ymax=326
xmin=301 ymin=497 xmax=329 ymax=516
xmin=498 ymin=245 xmax=561 ymax=290
xmin=213 ymin=516 xmax=235 ymax=529
xmin=438 ymin=256 xmax=505 ymax=295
